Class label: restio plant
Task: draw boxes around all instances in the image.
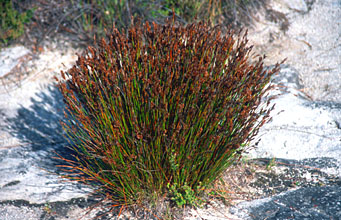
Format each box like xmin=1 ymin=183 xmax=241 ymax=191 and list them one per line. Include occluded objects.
xmin=56 ymin=18 xmax=281 ymax=217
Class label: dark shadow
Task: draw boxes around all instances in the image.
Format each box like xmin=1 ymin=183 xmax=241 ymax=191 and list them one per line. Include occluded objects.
xmin=253 ymin=157 xmax=341 ymax=171
xmin=4 ymin=84 xmax=74 ymax=173
xmin=231 ymin=185 xmax=341 ymax=219
xmin=1 ymin=85 xmax=128 ymax=218
xmin=249 ymin=157 xmax=341 ymax=196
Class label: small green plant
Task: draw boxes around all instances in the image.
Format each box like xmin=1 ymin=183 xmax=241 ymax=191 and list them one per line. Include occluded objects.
xmin=0 ymin=0 xmax=34 ymax=46
xmin=294 ymin=181 xmax=301 ymax=186
xmin=43 ymin=202 xmax=52 ymax=213
xmin=56 ymin=17 xmax=282 ymax=217
xmin=167 ymin=182 xmax=202 ymax=207
xmin=266 ymin=157 xmax=277 ymax=171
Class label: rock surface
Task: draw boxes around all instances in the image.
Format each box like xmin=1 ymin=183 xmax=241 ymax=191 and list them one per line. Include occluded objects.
xmin=0 ymin=0 xmax=340 ymax=219
xmin=230 ymin=186 xmax=341 ymax=219
xmin=232 ymin=0 xmax=341 ymax=218
xmin=248 ymin=0 xmax=341 ymax=103
xmin=248 ymin=65 xmax=341 ymax=175
xmin=0 ymin=46 xmax=31 ymax=78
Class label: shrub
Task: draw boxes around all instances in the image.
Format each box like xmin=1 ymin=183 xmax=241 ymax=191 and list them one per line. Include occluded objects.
xmin=0 ymin=0 xmax=34 ymax=46
xmin=150 ymin=0 xmax=265 ymax=28
xmin=66 ymin=0 xmax=135 ymax=42
xmin=56 ymin=18 xmax=281 ymax=216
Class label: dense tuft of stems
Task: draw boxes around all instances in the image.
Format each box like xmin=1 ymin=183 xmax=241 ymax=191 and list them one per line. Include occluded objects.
xmin=56 ymin=19 xmax=280 ymax=212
